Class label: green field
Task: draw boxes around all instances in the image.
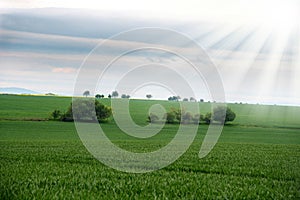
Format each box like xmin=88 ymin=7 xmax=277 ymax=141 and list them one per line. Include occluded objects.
xmin=1 ymin=94 xmax=300 ymax=199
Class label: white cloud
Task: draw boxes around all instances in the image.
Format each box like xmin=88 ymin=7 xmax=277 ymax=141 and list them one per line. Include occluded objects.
xmin=52 ymin=67 xmax=76 ymax=73
xmin=1 ymin=7 xmax=299 ymax=105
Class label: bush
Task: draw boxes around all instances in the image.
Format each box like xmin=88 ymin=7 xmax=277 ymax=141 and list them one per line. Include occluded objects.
xmin=204 ymin=106 xmax=236 ymax=124
xmin=53 ymin=99 xmax=112 ymax=122
xmin=182 ymin=112 xmax=193 ymax=124
xmin=224 ymin=107 xmax=236 ymax=123
xmin=165 ymin=112 xmax=176 ymax=124
xmin=148 ymin=113 xmax=159 ymax=123
xmin=94 ymin=101 xmax=112 ymax=121
xmin=51 ymin=109 xmax=61 ymax=120
xmin=148 ymin=107 xmax=206 ymax=125
xmin=192 ymin=114 xmax=204 ymax=124
xmin=204 ymin=112 xmax=212 ymax=124
xmin=212 ymin=106 xmax=236 ymax=124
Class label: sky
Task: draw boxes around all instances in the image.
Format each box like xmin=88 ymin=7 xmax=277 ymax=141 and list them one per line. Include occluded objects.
xmin=1 ymin=0 xmax=300 ymax=105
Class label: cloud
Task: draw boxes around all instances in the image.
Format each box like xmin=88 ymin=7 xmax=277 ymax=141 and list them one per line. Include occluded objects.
xmin=52 ymin=67 xmax=76 ymax=73
xmin=0 ymin=8 xmax=299 ymax=105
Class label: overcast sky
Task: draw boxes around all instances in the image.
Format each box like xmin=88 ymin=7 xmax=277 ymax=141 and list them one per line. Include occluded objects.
xmin=1 ymin=0 xmax=299 ymax=105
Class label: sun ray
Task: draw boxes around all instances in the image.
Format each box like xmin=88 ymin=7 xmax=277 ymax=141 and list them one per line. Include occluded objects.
xmin=203 ymin=26 xmax=271 ymax=103
xmin=290 ymin=26 xmax=300 ymax=105
xmin=230 ymin=27 xmax=273 ymax=92
xmin=253 ymin=27 xmax=293 ymax=104
xmin=273 ymin=28 xmax=297 ymax=99
xmin=199 ymin=25 xmax=241 ymax=50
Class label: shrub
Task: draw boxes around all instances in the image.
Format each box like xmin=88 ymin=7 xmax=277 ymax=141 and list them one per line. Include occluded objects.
xmin=165 ymin=112 xmax=176 ymax=124
xmin=192 ymin=114 xmax=204 ymax=124
xmin=58 ymin=99 xmax=112 ymax=122
xmin=51 ymin=109 xmax=61 ymax=120
xmin=204 ymin=112 xmax=212 ymax=124
xmin=147 ymin=107 xmax=208 ymax=125
xmin=182 ymin=112 xmax=193 ymax=124
xmin=148 ymin=113 xmax=159 ymax=123
xmin=212 ymin=106 xmax=236 ymax=124
xmin=204 ymin=106 xmax=236 ymax=124
xmin=224 ymin=107 xmax=236 ymax=123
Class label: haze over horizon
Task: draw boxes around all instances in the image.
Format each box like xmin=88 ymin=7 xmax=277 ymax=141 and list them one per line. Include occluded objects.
xmin=1 ymin=0 xmax=299 ymax=106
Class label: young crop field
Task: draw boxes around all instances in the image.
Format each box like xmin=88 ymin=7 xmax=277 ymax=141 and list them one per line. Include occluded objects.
xmin=0 ymin=94 xmax=300 ymax=199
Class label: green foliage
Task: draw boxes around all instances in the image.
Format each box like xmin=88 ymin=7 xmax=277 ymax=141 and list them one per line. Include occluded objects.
xmin=148 ymin=106 xmax=235 ymax=125
xmin=121 ymin=94 xmax=130 ymax=98
xmin=95 ymin=94 xmax=104 ymax=99
xmin=148 ymin=113 xmax=159 ymax=123
xmin=61 ymin=99 xmax=112 ymax=122
xmin=192 ymin=114 xmax=204 ymax=124
xmin=204 ymin=112 xmax=212 ymax=124
xmin=203 ymin=107 xmax=236 ymax=124
xmin=149 ymin=108 xmax=201 ymax=124
xmin=50 ymin=109 xmax=61 ymax=120
xmin=1 ymin=94 xmax=300 ymax=128
xmin=190 ymin=97 xmax=196 ymax=102
xmin=168 ymin=96 xmax=181 ymax=101
xmin=212 ymin=106 xmax=226 ymax=123
xmin=83 ymin=90 xmax=90 ymax=97
xmin=225 ymin=107 xmax=236 ymax=122
xmin=212 ymin=106 xmax=236 ymax=124
xmin=146 ymin=94 xmax=152 ymax=99
xmin=181 ymin=112 xmax=193 ymax=124
xmin=112 ymin=91 xmax=119 ymax=98
xmin=165 ymin=111 xmax=176 ymax=123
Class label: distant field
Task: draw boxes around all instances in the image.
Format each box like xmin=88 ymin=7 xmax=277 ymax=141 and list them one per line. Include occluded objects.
xmin=0 ymin=94 xmax=300 ymax=199
xmin=1 ymin=94 xmax=300 ymax=127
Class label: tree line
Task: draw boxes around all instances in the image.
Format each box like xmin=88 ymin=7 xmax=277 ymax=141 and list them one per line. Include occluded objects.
xmin=84 ymin=90 xmax=207 ymax=102
xmin=50 ymin=99 xmax=112 ymax=122
xmin=51 ymin=90 xmax=236 ymax=124
xmin=148 ymin=106 xmax=236 ymax=125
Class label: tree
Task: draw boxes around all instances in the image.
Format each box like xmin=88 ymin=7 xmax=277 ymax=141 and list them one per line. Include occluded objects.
xmin=206 ymin=106 xmax=236 ymax=124
xmin=200 ymin=99 xmax=204 ymax=103
xmin=212 ymin=106 xmax=226 ymax=123
xmin=223 ymin=107 xmax=236 ymax=123
xmin=204 ymin=112 xmax=212 ymax=124
xmin=148 ymin=113 xmax=159 ymax=123
xmin=51 ymin=109 xmax=61 ymax=120
xmin=148 ymin=107 xmax=206 ymax=125
xmin=83 ymin=90 xmax=90 ymax=97
xmin=182 ymin=112 xmax=193 ymax=124
xmin=183 ymin=98 xmax=189 ymax=101
xmin=108 ymin=94 xmax=111 ymax=98
xmin=121 ymin=94 xmax=130 ymax=98
xmin=95 ymin=101 xmax=112 ymax=121
xmin=61 ymin=99 xmax=112 ymax=122
xmin=192 ymin=114 xmax=204 ymax=124
xmin=168 ymin=96 xmax=180 ymax=101
xmin=146 ymin=94 xmax=152 ymax=100
xmin=95 ymin=94 xmax=104 ymax=99
xmin=168 ymin=96 xmax=174 ymax=101
xmin=173 ymin=108 xmax=182 ymax=122
xmin=165 ymin=112 xmax=176 ymax=124
xmin=190 ymin=97 xmax=196 ymax=102
xmin=112 ymin=91 xmax=119 ymax=98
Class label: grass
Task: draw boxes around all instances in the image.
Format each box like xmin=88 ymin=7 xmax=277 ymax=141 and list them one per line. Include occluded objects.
xmin=0 ymin=94 xmax=300 ymax=199
xmin=1 ymin=94 xmax=300 ymax=127
xmin=0 ymin=95 xmax=71 ymax=120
